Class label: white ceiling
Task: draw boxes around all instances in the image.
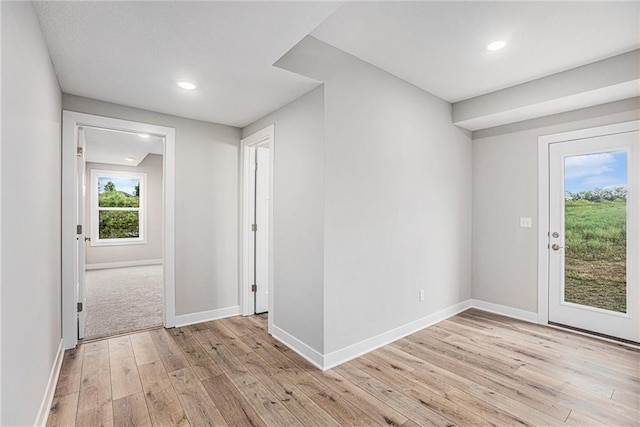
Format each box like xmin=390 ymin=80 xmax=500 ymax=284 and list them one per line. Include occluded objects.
xmin=83 ymin=127 xmax=163 ymax=167
xmin=311 ymin=1 xmax=640 ymax=103
xmin=33 ymin=1 xmax=342 ymax=128
xmin=34 ymin=1 xmax=639 ymax=128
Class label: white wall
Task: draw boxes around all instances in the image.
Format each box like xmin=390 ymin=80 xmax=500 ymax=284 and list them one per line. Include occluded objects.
xmin=1 ymin=2 xmax=62 ymax=425
xmin=243 ymin=86 xmax=325 ymax=353
xmin=472 ymin=97 xmax=640 ymax=313
xmin=320 ymin=44 xmax=472 ymax=354
xmin=453 ymin=50 xmax=640 ymax=131
xmin=63 ymin=95 xmax=241 ymax=316
xmin=85 ymin=154 xmax=163 ymax=265
xmin=274 ymin=36 xmax=473 ymax=358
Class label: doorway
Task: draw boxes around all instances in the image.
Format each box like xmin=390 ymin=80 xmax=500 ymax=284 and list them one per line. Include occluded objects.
xmin=241 ymin=126 xmax=274 ymax=330
xmin=62 ymin=112 xmax=176 ymax=349
xmin=539 ymin=121 xmax=639 ymax=342
xmin=80 ymin=127 xmax=165 ymax=340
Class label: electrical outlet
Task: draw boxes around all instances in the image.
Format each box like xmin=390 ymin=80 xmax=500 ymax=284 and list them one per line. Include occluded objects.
xmin=520 ymin=217 xmax=532 ymax=228
xmin=419 ymin=290 xmax=425 ymax=301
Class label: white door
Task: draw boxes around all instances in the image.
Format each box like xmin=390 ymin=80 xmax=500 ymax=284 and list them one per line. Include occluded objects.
xmin=77 ymin=128 xmax=87 ymax=339
xmin=254 ymin=146 xmax=270 ymax=314
xmin=548 ymin=130 xmax=639 ymax=342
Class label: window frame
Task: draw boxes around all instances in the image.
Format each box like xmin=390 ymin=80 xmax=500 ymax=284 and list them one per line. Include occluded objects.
xmin=90 ymin=169 xmax=147 ymax=246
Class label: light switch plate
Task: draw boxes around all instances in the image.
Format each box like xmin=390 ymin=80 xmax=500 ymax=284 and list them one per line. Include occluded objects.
xmin=520 ymin=217 xmax=532 ymax=228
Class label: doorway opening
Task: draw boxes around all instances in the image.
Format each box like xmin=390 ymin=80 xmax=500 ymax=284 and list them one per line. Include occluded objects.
xmin=241 ymin=125 xmax=274 ymax=333
xmin=538 ymin=121 xmax=639 ymax=343
xmin=81 ymin=127 xmax=164 ymax=340
xmin=62 ymin=112 xmax=176 ymax=349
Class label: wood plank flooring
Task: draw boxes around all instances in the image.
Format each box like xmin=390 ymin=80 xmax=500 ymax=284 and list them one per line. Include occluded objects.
xmin=48 ymin=309 xmax=640 ymax=426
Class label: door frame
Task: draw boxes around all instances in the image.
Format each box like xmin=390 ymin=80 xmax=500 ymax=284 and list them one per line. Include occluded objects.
xmin=537 ymin=120 xmax=640 ymax=326
xmin=76 ymin=127 xmax=87 ymax=339
xmin=62 ymin=111 xmax=176 ymax=349
xmin=240 ymin=125 xmax=274 ymax=333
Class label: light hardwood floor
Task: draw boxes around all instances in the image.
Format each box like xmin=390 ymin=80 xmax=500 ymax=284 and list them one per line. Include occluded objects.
xmin=47 ymin=309 xmax=640 ymax=426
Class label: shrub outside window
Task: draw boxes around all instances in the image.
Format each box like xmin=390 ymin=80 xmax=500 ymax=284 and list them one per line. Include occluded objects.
xmin=90 ymin=170 xmax=147 ymax=246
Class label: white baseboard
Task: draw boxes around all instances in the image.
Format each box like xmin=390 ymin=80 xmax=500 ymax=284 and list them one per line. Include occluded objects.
xmin=322 ymin=299 xmax=472 ymax=370
xmin=36 ymin=339 xmax=64 ymax=427
xmin=257 ymin=299 xmax=538 ymax=372
xmin=270 ymin=299 xmax=475 ymax=371
xmin=471 ymin=300 xmax=640 ymax=348
xmin=471 ymin=299 xmax=538 ymax=323
xmin=271 ymin=325 xmax=324 ymax=370
xmin=85 ymin=258 xmax=163 ymax=270
xmin=174 ymin=305 xmax=241 ymax=327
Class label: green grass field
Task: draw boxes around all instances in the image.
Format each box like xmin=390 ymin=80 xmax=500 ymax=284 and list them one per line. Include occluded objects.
xmin=564 ymin=198 xmax=627 ymax=312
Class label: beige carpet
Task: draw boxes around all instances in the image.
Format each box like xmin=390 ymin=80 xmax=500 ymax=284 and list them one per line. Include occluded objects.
xmin=84 ymin=265 xmax=163 ymax=340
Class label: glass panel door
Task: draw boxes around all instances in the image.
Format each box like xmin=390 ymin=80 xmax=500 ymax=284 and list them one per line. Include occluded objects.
xmin=548 ymin=130 xmax=638 ymax=342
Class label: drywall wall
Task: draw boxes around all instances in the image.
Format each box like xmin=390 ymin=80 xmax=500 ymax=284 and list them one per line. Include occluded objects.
xmin=472 ymin=97 xmax=640 ymax=313
xmin=85 ymin=154 xmax=163 ymax=265
xmin=276 ymin=37 xmax=473 ymax=356
xmin=0 ymin=3 xmax=3 ymax=423
xmin=1 ymin=2 xmax=62 ymax=425
xmin=242 ymin=86 xmax=325 ymax=353
xmin=453 ymin=50 xmax=640 ymax=131
xmin=321 ymin=43 xmax=473 ymax=354
xmin=63 ymin=95 xmax=241 ymax=316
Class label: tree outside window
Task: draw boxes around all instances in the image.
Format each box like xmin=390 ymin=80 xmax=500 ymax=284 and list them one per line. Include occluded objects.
xmin=91 ymin=170 xmax=147 ymax=245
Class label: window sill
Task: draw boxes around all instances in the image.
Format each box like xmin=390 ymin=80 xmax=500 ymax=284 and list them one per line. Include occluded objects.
xmin=90 ymin=239 xmax=147 ymax=247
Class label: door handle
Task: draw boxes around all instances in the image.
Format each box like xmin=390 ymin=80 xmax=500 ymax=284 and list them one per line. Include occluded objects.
xmin=551 ymin=243 xmax=568 ymax=251
xmin=84 ymin=237 xmax=91 ymax=242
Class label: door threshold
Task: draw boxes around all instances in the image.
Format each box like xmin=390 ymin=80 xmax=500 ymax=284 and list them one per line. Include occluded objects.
xmin=548 ymin=321 xmax=640 ymax=349
xmin=80 ymin=325 xmax=164 ymax=344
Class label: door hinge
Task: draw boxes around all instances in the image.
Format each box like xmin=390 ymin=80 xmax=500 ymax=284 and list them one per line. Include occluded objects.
xmin=251 ymin=284 xmax=257 ymax=292
xmin=77 ymin=224 xmax=82 ymax=235
xmin=251 ymin=161 xmax=258 ymax=171
xmin=251 ymin=223 xmax=257 ymax=232
xmin=77 ymin=146 xmax=84 ymax=157
xmin=77 ymin=302 xmax=83 ymax=313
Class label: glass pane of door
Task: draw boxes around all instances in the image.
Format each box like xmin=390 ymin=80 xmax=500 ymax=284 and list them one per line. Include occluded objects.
xmin=564 ymin=151 xmax=627 ymax=313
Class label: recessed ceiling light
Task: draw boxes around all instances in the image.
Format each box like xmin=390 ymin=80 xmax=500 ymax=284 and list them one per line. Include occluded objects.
xmin=125 ymin=156 xmax=136 ymax=162
xmin=177 ymin=80 xmax=196 ymax=90
xmin=138 ymin=133 xmax=150 ymax=139
xmin=486 ymin=40 xmax=507 ymax=51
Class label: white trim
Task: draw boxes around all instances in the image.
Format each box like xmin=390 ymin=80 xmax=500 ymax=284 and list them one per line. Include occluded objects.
xmin=539 ymin=121 xmax=640 ymax=145
xmin=0 ymin=14 xmax=3 ymax=415
xmin=174 ymin=306 xmax=241 ymax=328
xmin=85 ymin=259 xmax=163 ymax=270
xmin=62 ymin=111 xmax=176 ymax=349
xmin=267 ymin=136 xmax=274 ymax=336
xmin=36 ymin=340 xmax=64 ymax=427
xmin=240 ymin=145 xmax=252 ymax=317
xmin=314 ymin=300 xmax=470 ymax=371
xmin=163 ymin=126 xmax=176 ymax=328
xmin=537 ymin=138 xmax=551 ymax=325
xmin=271 ymin=325 xmax=325 ymax=370
xmin=537 ymin=120 xmax=640 ymax=329
xmin=471 ymin=299 xmax=538 ymax=323
xmin=240 ymin=125 xmax=275 ymax=334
